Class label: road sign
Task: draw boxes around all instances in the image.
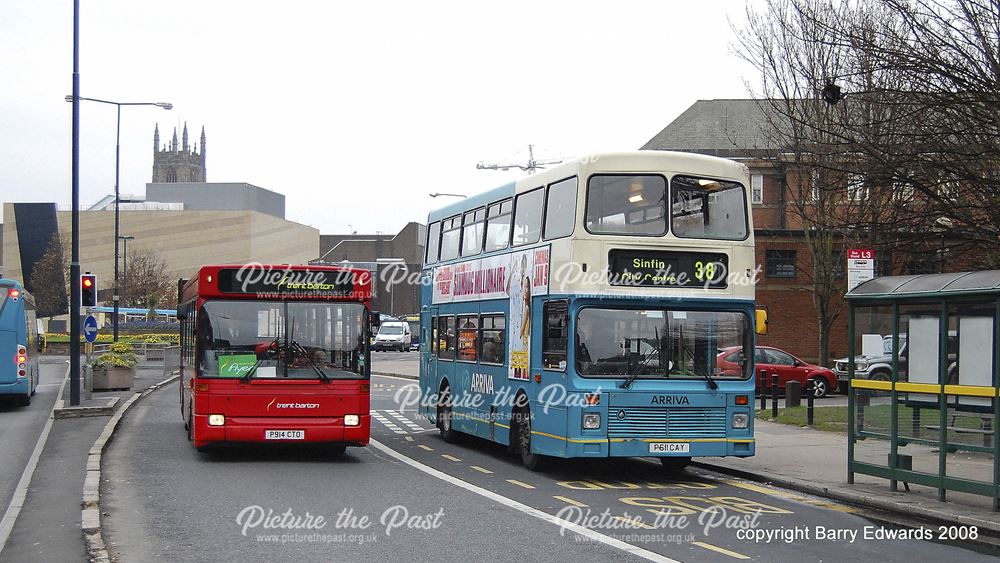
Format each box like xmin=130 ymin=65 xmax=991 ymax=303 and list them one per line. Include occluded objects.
xmin=83 ymin=315 xmax=98 ymax=343
xmin=847 ymin=248 xmax=875 ymax=292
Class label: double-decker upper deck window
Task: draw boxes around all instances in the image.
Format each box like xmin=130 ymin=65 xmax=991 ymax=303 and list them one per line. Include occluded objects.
xmin=461 ymin=208 xmax=485 ymax=257
xmin=439 ymin=216 xmax=461 ymax=261
xmin=670 ymin=175 xmax=748 ymax=240
xmin=585 ymin=175 xmax=667 ymax=236
xmin=512 ymin=188 xmax=544 ymax=246
xmin=544 ymin=177 xmax=578 ymax=240
xmin=425 ymin=221 xmax=441 ymax=265
xmin=485 ymin=199 xmax=512 ymax=252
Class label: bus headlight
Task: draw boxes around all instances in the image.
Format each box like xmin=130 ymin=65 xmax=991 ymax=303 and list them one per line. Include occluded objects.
xmin=208 ymin=414 xmax=225 ymax=426
xmin=583 ymin=413 xmax=601 ymax=430
xmin=344 ymin=414 xmax=360 ymax=427
xmin=732 ymin=413 xmax=749 ymax=429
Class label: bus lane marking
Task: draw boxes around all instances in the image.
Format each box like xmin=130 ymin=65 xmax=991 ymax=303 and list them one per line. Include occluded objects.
xmin=418 ymin=444 xmax=434 ymax=451
xmin=691 ymin=541 xmax=751 ymax=560
xmin=553 ymin=496 xmax=588 ymax=508
xmin=471 ymin=466 xmax=493 ymax=474
xmin=506 ymin=479 xmax=536 ymax=489
xmin=441 ymin=454 xmax=462 ymax=462
xmin=386 ymin=409 xmax=424 ymax=431
xmin=613 ymin=516 xmax=655 ymax=530
xmin=370 ymin=439 xmax=680 ymax=563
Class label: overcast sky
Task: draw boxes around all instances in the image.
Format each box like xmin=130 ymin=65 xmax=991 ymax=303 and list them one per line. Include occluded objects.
xmin=1 ymin=1 xmax=760 ymax=235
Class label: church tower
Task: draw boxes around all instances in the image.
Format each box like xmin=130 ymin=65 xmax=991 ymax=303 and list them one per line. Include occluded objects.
xmin=152 ymin=122 xmax=207 ymax=182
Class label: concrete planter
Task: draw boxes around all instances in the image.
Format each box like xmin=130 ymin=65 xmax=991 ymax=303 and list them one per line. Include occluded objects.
xmin=92 ymin=365 xmax=135 ymax=391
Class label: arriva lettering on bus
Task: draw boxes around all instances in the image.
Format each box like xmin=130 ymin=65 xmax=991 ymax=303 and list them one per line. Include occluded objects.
xmin=469 ymin=373 xmax=494 ymax=394
xmin=650 ymin=396 xmax=690 ymax=405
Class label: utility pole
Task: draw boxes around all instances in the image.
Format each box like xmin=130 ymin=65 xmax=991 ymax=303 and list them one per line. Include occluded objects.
xmin=476 ymin=145 xmax=562 ymax=174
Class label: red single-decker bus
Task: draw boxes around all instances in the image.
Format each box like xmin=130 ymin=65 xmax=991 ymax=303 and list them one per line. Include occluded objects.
xmin=178 ymin=264 xmax=375 ymax=452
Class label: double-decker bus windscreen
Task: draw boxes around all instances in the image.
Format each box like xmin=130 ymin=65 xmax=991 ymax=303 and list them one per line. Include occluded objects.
xmin=576 ymin=308 xmax=750 ymax=380
xmin=198 ymin=300 xmax=367 ymax=380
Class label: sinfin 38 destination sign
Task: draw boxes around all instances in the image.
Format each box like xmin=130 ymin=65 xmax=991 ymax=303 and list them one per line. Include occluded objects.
xmin=608 ymin=249 xmax=728 ymax=288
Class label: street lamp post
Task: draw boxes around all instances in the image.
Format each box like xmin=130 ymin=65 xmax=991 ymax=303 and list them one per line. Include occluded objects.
xmin=118 ymin=235 xmax=134 ymax=313
xmin=64 ymin=95 xmax=171 ymax=341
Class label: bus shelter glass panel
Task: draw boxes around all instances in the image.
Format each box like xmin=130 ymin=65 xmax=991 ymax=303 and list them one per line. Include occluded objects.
xmin=944 ymin=301 xmax=996 ymax=485
xmin=851 ymin=305 xmax=894 ymax=470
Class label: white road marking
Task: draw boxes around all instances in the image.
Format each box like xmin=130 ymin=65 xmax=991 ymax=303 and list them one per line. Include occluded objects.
xmin=371 ymin=412 xmax=407 ymax=435
xmin=385 ymin=410 xmax=424 ymax=431
xmin=370 ymin=439 xmax=679 ymax=563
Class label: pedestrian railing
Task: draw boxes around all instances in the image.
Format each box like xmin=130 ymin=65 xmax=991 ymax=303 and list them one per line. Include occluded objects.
xmin=91 ymin=341 xmax=173 ymax=364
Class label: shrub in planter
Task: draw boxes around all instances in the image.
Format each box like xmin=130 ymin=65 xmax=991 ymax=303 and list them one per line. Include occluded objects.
xmin=92 ymin=342 xmax=138 ymax=390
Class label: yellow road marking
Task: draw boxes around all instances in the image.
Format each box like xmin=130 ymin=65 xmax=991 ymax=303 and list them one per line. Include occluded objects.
xmin=404 ymin=436 xmax=414 ymax=442
xmin=506 ymin=479 xmax=536 ymax=489
xmin=418 ymin=444 xmax=433 ymax=451
xmin=691 ymin=541 xmax=750 ymax=559
xmin=441 ymin=454 xmax=462 ymax=462
xmin=471 ymin=465 xmax=493 ymax=474
xmin=612 ymin=516 xmax=655 ymax=530
xmin=723 ymin=480 xmax=857 ymax=513
xmin=553 ymin=495 xmax=588 ymax=508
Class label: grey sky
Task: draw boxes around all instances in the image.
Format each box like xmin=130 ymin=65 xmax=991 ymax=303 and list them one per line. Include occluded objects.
xmin=0 ymin=1 xmax=758 ymax=234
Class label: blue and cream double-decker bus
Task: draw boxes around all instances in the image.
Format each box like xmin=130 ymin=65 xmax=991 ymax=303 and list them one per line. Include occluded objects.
xmin=418 ymin=151 xmax=761 ymax=470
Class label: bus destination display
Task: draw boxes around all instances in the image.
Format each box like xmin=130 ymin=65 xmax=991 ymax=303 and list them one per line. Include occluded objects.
xmin=608 ymin=249 xmax=728 ymax=288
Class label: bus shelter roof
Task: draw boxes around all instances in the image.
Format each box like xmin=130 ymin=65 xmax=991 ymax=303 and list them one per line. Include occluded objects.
xmin=846 ymin=270 xmax=1000 ymax=301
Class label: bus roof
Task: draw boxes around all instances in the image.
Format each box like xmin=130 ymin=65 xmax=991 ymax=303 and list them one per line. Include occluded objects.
xmin=426 ymin=151 xmax=748 ymax=223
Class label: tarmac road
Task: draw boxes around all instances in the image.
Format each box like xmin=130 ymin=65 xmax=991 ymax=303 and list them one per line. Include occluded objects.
xmin=101 ymin=374 xmax=999 ymax=562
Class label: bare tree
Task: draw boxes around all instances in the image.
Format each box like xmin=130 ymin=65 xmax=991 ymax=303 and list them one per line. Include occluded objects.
xmin=122 ymin=248 xmax=176 ymax=310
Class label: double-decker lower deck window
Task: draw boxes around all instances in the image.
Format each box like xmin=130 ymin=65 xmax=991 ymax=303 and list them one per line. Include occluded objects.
xmin=197 ymin=300 xmax=366 ymax=379
xmin=575 ymin=308 xmax=749 ymax=379
xmin=542 ymin=300 xmax=568 ymax=370
xmin=457 ymin=315 xmax=478 ymax=361
xmin=585 ymin=175 xmax=667 ymax=236
xmin=437 ymin=316 xmax=456 ymax=360
xmin=671 ymin=175 xmax=748 ymax=240
xmin=479 ymin=314 xmax=506 ymax=365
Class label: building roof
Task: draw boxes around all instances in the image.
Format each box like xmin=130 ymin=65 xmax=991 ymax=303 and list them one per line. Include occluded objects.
xmin=641 ymin=99 xmax=786 ymax=157
xmin=847 ymin=270 xmax=1000 ymax=300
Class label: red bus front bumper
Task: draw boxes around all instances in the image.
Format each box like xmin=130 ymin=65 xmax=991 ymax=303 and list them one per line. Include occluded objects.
xmin=193 ymin=414 xmax=370 ymax=448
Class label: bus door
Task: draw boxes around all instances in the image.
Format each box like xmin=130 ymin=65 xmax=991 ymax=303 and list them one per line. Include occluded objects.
xmin=420 ymin=307 xmax=438 ymax=419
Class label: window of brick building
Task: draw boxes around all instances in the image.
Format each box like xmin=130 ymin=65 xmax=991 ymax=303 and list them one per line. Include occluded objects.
xmin=765 ymin=250 xmax=797 ymax=278
xmin=751 ymin=174 xmax=763 ymax=204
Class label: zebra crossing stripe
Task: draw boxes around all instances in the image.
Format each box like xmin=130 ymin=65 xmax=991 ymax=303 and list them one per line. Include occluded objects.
xmin=371 ymin=412 xmax=406 ymax=434
xmin=385 ymin=410 xmax=424 ymax=431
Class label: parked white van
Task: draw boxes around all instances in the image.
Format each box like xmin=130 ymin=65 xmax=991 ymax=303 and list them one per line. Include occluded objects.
xmin=373 ymin=321 xmax=411 ymax=352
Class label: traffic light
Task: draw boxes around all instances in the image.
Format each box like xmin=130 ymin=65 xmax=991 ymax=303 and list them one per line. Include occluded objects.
xmin=81 ymin=274 xmax=97 ymax=307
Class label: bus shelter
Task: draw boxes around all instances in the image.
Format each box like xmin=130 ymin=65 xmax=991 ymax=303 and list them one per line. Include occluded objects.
xmin=846 ymin=271 xmax=1000 ymax=509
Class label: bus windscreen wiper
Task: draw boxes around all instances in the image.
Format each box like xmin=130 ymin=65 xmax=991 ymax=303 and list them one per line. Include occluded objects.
xmin=290 ymin=339 xmax=330 ymax=383
xmin=241 ymin=336 xmax=280 ymax=383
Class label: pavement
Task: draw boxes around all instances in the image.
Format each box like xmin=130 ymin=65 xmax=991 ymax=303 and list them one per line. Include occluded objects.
xmin=370 ymin=354 xmax=1000 ymax=538
xmin=0 ymin=356 xmax=174 ymax=563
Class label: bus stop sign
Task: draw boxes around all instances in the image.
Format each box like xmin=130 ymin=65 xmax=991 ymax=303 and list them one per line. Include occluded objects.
xmin=83 ymin=315 xmax=98 ymax=343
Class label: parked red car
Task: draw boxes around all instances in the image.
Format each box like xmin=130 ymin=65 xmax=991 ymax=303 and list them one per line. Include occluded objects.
xmin=717 ymin=346 xmax=838 ymax=398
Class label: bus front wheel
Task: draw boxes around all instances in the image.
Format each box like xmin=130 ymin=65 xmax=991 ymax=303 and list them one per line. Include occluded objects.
xmin=437 ymin=386 xmax=460 ymax=443
xmin=514 ymin=406 xmax=547 ymax=472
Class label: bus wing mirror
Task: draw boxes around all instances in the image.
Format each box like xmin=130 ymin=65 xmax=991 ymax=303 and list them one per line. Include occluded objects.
xmin=755 ymin=309 xmax=768 ymax=335
xmin=370 ymin=311 xmax=381 ymax=329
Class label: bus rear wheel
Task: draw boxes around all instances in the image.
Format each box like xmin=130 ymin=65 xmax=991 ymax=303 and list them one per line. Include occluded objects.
xmin=437 ymin=386 xmax=460 ymax=443
xmin=17 ymin=393 xmax=30 ymax=407
xmin=514 ymin=406 xmax=547 ymax=472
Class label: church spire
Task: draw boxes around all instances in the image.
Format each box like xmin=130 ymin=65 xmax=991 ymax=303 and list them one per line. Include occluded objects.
xmin=182 ymin=122 xmax=189 ymax=152
xmin=200 ymin=126 xmax=206 ymax=157
xmin=153 ymin=123 xmax=160 ymax=152
xmin=171 ymin=127 xmax=178 ymax=153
